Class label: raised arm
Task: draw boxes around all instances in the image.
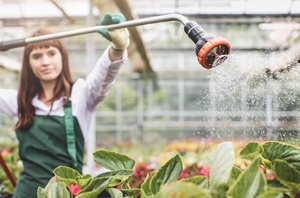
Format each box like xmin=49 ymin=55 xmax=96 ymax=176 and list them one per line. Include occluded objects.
xmin=85 ymin=12 xmax=130 ymax=110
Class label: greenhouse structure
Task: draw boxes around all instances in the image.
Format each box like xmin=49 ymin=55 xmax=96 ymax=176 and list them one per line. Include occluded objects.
xmin=0 ymin=0 xmax=300 ymax=188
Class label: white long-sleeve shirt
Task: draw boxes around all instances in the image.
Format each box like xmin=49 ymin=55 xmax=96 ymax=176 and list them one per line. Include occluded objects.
xmin=0 ymin=47 xmax=127 ymax=140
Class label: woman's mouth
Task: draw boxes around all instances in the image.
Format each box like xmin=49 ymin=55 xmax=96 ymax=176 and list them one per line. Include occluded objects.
xmin=42 ymin=69 xmax=53 ymax=74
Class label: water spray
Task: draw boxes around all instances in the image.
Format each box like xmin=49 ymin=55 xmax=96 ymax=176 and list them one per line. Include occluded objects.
xmin=0 ymin=14 xmax=230 ymax=69
xmin=265 ymin=54 xmax=300 ymax=80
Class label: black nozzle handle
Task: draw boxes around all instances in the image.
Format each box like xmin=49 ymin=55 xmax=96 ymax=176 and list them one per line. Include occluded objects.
xmin=184 ymin=21 xmax=207 ymax=44
xmin=0 ymin=38 xmax=26 ymax=51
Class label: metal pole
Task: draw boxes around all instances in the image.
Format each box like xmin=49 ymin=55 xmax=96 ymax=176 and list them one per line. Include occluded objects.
xmin=25 ymin=14 xmax=189 ymax=44
xmin=0 ymin=14 xmax=189 ymax=52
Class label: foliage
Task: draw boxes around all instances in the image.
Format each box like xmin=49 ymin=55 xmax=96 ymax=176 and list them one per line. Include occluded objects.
xmin=129 ymin=162 xmax=155 ymax=189
xmin=37 ymin=140 xmax=300 ymax=198
xmin=0 ymin=147 xmax=21 ymax=197
xmin=98 ymin=140 xmax=168 ymax=166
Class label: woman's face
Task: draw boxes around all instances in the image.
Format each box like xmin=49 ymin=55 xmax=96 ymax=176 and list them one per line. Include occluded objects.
xmin=29 ymin=46 xmax=63 ymax=83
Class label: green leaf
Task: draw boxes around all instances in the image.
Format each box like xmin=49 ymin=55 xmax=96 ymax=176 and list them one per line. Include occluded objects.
xmin=266 ymin=180 xmax=288 ymax=190
xmin=41 ymin=176 xmax=60 ymax=191
xmin=108 ymin=178 xmax=124 ymax=188
xmin=95 ymin=169 xmax=134 ymax=178
xmin=37 ymin=187 xmax=47 ymax=198
xmin=53 ymin=166 xmax=81 ymax=185
xmin=93 ymin=149 xmax=135 ymax=171
xmin=122 ymin=188 xmax=141 ymax=197
xmin=262 ymin=141 xmax=300 ymax=171
xmin=45 ymin=182 xmax=71 ymax=198
xmin=227 ymin=157 xmax=267 ymax=198
xmin=94 ymin=169 xmax=133 ymax=188
xmin=107 ymin=187 xmax=124 ymax=198
xmin=77 ymin=174 xmax=93 ymax=189
xmin=256 ymin=191 xmax=284 ymax=198
xmin=37 ymin=176 xmax=69 ymax=198
xmin=228 ymin=166 xmax=242 ymax=186
xmin=180 ymin=175 xmax=207 ymax=188
xmin=230 ymin=166 xmax=242 ymax=180
xmin=140 ymin=187 xmax=149 ymax=198
xmin=159 ymin=182 xmax=210 ymax=198
xmin=48 ymin=183 xmax=70 ymax=198
xmin=273 ymin=159 xmax=300 ymax=194
xmin=210 ymin=141 xmax=235 ymax=198
xmin=240 ymin=142 xmax=263 ymax=161
xmin=150 ymin=154 xmax=182 ymax=195
xmin=76 ymin=177 xmax=112 ymax=198
xmin=141 ymin=174 xmax=152 ymax=197
xmin=257 ymin=186 xmax=288 ymax=198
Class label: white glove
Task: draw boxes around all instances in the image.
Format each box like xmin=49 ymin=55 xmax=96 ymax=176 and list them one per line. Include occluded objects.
xmin=97 ymin=12 xmax=130 ymax=51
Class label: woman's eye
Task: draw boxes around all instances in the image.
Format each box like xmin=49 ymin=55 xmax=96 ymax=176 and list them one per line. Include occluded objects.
xmin=49 ymin=51 xmax=56 ymax=56
xmin=31 ymin=55 xmax=41 ymax=59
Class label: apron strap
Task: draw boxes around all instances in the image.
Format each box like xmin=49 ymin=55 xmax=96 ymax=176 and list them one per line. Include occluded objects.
xmin=64 ymin=104 xmax=78 ymax=169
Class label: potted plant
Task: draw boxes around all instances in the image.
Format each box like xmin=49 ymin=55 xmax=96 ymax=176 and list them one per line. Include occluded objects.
xmin=37 ymin=140 xmax=300 ymax=198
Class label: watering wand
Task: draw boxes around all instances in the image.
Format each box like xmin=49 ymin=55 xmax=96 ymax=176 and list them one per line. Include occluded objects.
xmin=0 ymin=14 xmax=230 ymax=69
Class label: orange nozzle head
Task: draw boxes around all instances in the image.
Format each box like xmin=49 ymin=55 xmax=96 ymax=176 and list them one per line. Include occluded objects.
xmin=197 ymin=37 xmax=231 ymax=69
xmin=184 ymin=21 xmax=231 ymax=69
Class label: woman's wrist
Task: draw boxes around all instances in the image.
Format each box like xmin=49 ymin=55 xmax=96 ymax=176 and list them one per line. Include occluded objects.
xmin=108 ymin=46 xmax=125 ymax=62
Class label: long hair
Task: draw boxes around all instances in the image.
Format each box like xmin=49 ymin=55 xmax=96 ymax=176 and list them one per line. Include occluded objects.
xmin=16 ymin=28 xmax=74 ymax=130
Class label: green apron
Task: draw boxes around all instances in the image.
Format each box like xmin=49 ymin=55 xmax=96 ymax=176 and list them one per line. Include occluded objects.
xmin=13 ymin=106 xmax=84 ymax=198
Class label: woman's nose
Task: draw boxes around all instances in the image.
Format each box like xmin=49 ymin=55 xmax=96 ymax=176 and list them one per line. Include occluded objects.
xmin=42 ymin=55 xmax=50 ymax=65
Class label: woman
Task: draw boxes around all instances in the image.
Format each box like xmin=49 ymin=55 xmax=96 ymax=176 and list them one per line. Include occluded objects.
xmin=0 ymin=13 xmax=129 ymax=198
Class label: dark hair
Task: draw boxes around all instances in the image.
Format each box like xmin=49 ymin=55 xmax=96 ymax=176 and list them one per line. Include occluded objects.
xmin=16 ymin=28 xmax=74 ymax=130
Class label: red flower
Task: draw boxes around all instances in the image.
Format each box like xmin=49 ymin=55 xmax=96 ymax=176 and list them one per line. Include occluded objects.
xmin=130 ymin=162 xmax=154 ymax=188
xmin=133 ymin=166 xmax=140 ymax=177
xmin=198 ymin=164 xmax=210 ymax=177
xmin=178 ymin=163 xmax=210 ymax=180
xmin=259 ymin=165 xmax=276 ymax=180
xmin=259 ymin=165 xmax=265 ymax=174
xmin=69 ymin=183 xmax=82 ymax=196
xmin=1 ymin=149 xmax=12 ymax=155
xmin=116 ymin=184 xmax=122 ymax=189
xmin=179 ymin=170 xmax=189 ymax=180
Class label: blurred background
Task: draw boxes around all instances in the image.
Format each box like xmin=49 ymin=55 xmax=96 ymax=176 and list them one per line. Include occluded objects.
xmin=1 ymin=0 xmax=300 ymax=175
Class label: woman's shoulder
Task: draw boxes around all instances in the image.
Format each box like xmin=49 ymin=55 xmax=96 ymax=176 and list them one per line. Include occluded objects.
xmin=72 ymin=78 xmax=86 ymax=91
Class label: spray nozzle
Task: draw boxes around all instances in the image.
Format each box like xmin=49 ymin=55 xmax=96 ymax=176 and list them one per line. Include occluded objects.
xmin=184 ymin=21 xmax=231 ymax=69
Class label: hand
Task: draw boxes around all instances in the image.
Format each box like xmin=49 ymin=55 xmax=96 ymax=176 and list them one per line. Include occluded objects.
xmin=97 ymin=12 xmax=130 ymax=51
